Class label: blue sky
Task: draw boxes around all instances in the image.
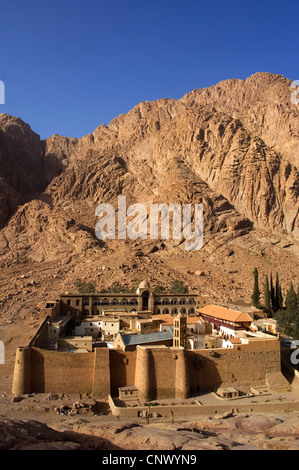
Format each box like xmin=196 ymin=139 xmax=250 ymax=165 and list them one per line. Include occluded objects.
xmin=0 ymin=0 xmax=298 ymax=139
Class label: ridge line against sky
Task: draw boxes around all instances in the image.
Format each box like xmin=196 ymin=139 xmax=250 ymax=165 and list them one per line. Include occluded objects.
xmin=0 ymin=0 xmax=298 ymax=139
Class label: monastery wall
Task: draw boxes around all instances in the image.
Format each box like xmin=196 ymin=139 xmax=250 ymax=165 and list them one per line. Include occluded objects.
xmin=109 ymin=350 xmax=136 ymax=397
xmin=186 ymin=339 xmax=281 ymax=393
xmin=30 ymin=348 xmax=95 ymax=394
xmin=12 ymin=338 xmax=284 ymax=399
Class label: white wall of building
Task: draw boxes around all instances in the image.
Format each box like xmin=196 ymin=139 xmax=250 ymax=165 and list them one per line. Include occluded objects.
xmin=75 ymin=320 xmax=102 ymax=336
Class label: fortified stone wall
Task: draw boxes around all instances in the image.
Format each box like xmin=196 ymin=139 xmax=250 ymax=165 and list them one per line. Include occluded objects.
xmin=110 ymin=350 xmax=136 ymax=397
xmin=134 ymin=347 xmax=189 ymax=401
xmin=30 ymin=348 xmax=95 ymax=394
xmin=186 ymin=339 xmax=282 ymax=393
xmin=12 ymin=338 xmax=284 ymax=399
xmin=29 ymin=316 xmax=50 ymax=348
xmin=92 ymin=348 xmax=111 ymax=398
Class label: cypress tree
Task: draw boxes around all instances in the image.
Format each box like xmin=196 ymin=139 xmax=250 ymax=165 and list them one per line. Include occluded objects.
xmin=270 ymin=273 xmax=275 ymax=312
xmin=252 ymin=268 xmax=260 ymax=307
xmin=286 ymin=282 xmax=298 ymax=314
xmin=274 ymin=272 xmax=280 ymax=312
xmin=278 ymin=283 xmax=283 ymax=310
xmin=264 ymin=274 xmax=271 ymax=314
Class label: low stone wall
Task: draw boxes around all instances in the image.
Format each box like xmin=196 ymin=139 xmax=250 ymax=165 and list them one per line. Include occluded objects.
xmin=28 ymin=316 xmax=50 ymax=347
xmin=108 ymin=395 xmax=299 ymax=419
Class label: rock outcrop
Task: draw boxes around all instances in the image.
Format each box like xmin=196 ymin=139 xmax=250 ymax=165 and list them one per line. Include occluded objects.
xmin=0 ymin=72 xmax=298 ymax=321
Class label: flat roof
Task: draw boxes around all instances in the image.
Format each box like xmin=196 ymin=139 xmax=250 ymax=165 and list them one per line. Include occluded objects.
xmin=155 ymin=314 xmax=201 ymax=325
xmin=117 ymin=327 xmax=173 ymax=346
xmin=50 ymin=314 xmax=72 ymax=327
xmin=118 ymin=386 xmax=138 ymax=391
xmin=60 ymin=292 xmax=198 ymax=297
xmin=136 ymin=318 xmax=163 ymax=323
xmin=60 ymin=336 xmax=92 ymax=340
xmin=217 ymin=386 xmax=239 ymax=393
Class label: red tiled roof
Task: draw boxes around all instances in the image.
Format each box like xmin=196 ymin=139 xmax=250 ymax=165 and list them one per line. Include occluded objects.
xmin=198 ymin=305 xmax=252 ymax=323
xmin=229 ymin=338 xmax=242 ymax=344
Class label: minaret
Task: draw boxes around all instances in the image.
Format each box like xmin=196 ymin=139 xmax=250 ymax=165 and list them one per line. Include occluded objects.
xmin=173 ymin=313 xmax=188 ymax=348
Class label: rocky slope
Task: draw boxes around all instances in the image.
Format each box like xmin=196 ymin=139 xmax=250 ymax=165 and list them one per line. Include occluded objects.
xmin=1 ymin=411 xmax=299 ymax=450
xmin=0 ymin=72 xmax=298 ymax=325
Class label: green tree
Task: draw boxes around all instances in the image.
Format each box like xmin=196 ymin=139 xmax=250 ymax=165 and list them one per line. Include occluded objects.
xmin=251 ymin=268 xmax=261 ymax=307
xmin=74 ymin=279 xmax=96 ymax=293
xmin=277 ymin=283 xmax=284 ymax=311
xmin=275 ymin=272 xmax=283 ymax=311
xmin=154 ymin=285 xmax=166 ymax=294
xmin=264 ymin=274 xmax=271 ymax=314
xmin=270 ymin=273 xmax=275 ymax=313
xmin=106 ymin=281 xmax=133 ymax=293
xmin=170 ymin=280 xmax=189 ymax=294
xmin=275 ymin=282 xmax=299 ymax=340
xmin=285 ymin=283 xmax=298 ymax=314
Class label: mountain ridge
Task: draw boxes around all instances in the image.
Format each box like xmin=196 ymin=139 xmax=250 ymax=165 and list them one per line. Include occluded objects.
xmin=0 ymin=72 xmax=298 ymax=323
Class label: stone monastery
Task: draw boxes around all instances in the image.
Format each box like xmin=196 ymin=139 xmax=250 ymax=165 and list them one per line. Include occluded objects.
xmin=12 ymin=281 xmax=289 ymax=407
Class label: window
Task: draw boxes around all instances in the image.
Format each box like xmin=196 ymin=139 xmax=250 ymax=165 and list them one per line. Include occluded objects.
xmin=76 ymin=299 xmax=80 ymax=306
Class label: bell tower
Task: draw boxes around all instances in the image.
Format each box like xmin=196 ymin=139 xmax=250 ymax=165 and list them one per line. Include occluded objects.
xmin=173 ymin=313 xmax=188 ymax=348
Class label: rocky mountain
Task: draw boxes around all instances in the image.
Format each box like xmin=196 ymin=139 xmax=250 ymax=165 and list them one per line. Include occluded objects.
xmin=0 ymin=72 xmax=298 ymax=323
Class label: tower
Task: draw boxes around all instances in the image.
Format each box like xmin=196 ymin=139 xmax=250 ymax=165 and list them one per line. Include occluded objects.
xmin=173 ymin=313 xmax=188 ymax=348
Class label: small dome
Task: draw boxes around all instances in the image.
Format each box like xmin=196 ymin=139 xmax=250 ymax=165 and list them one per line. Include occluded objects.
xmin=139 ymin=280 xmax=150 ymax=289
